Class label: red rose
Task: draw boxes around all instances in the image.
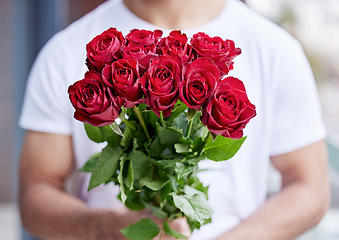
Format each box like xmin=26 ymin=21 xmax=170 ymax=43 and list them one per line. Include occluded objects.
xmin=202 ymin=77 xmax=256 ymax=139
xmin=122 ymin=42 xmax=158 ymax=74
xmin=102 ymin=58 xmax=144 ymax=108
xmin=179 ymin=58 xmax=219 ymax=111
xmin=68 ymin=71 xmax=124 ymax=127
xmin=86 ymin=28 xmax=125 ymax=72
xmin=191 ymin=32 xmax=241 ymax=75
xmin=140 ymin=55 xmax=181 ymax=117
xmin=159 ymin=30 xmax=193 ymax=63
xmin=126 ymin=29 xmax=163 ymax=46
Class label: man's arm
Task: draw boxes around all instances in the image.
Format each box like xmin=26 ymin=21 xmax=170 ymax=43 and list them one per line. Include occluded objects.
xmin=214 ymin=140 xmax=330 ymax=240
xmin=19 ymin=131 xmax=152 ymax=240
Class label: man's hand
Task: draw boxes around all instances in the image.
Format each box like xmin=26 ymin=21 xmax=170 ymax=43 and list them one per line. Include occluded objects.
xmin=214 ymin=140 xmax=330 ymax=240
xmin=152 ymin=217 xmax=191 ymax=240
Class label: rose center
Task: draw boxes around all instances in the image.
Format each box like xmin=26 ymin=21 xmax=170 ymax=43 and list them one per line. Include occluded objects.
xmin=83 ymin=87 xmax=94 ymax=102
xmin=172 ymin=40 xmax=182 ymax=50
xmin=157 ymin=68 xmax=171 ymax=81
xmin=116 ymin=68 xmax=131 ymax=80
xmin=192 ymin=82 xmax=203 ymax=93
xmin=101 ymin=37 xmax=112 ymax=48
xmin=222 ymin=97 xmax=236 ymax=111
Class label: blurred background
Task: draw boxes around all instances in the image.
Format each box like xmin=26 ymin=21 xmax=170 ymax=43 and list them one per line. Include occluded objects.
xmin=0 ymin=0 xmax=338 ymax=239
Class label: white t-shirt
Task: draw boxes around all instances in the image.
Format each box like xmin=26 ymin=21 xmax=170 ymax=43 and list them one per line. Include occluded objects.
xmin=19 ymin=0 xmax=326 ymax=239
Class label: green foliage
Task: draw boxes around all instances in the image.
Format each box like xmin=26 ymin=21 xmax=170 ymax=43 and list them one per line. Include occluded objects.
xmin=88 ymin=146 xmax=123 ymax=191
xmin=84 ymin=123 xmax=104 ymax=143
xmin=171 ymin=188 xmax=213 ymax=226
xmin=204 ymin=135 xmax=247 ymax=161
xmin=84 ymin=123 xmax=121 ymax=145
xmin=187 ymin=108 xmax=197 ymax=122
xmin=120 ymin=218 xmax=160 ymax=240
xmin=81 ymin=105 xmax=247 ymax=239
xmin=140 ymin=176 xmax=169 ymax=191
xmin=78 ymin=153 xmax=100 ymax=173
xmin=144 ymin=203 xmax=168 ymax=219
xmin=163 ymin=221 xmax=188 ymax=239
xmin=118 ymin=156 xmax=128 ymax=204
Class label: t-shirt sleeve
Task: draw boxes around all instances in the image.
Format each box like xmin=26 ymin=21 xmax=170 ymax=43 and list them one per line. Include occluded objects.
xmin=269 ymin=40 xmax=326 ymax=156
xmin=19 ymin=36 xmax=73 ymax=135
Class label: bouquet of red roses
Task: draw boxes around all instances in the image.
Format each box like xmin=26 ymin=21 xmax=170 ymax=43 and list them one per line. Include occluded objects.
xmin=68 ymin=28 xmax=256 ymax=239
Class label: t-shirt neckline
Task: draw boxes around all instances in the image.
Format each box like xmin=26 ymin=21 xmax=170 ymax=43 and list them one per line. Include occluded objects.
xmin=118 ymin=0 xmax=236 ymax=34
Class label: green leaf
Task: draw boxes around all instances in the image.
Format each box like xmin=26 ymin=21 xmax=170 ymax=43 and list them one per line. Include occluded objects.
xmin=188 ymin=176 xmax=209 ymax=199
xmin=186 ymin=217 xmax=211 ymax=232
xmin=203 ymin=136 xmax=247 ymax=161
xmin=161 ymin=147 xmax=178 ymax=159
xmin=191 ymin=125 xmax=208 ymax=141
xmin=140 ymin=104 xmax=158 ymax=130
xmin=118 ymin=156 xmax=127 ymax=204
xmin=185 ymin=154 xmax=206 ymax=165
xmin=110 ymin=122 xmax=124 ymax=139
xmin=163 ymin=221 xmax=188 ymax=239
xmin=153 ymin=158 xmax=180 ymax=169
xmin=174 ymin=143 xmax=191 ymax=154
xmin=119 ymin=190 xmax=145 ymax=211
xmin=129 ymin=150 xmax=152 ymax=179
xmin=148 ymin=136 xmax=165 ymax=158
xmin=186 ymin=218 xmax=201 ymax=232
xmin=121 ymin=125 xmax=135 ymax=149
xmin=135 ymin=125 xmax=148 ymax=149
xmin=78 ymin=153 xmax=100 ymax=173
xmin=203 ymin=217 xmax=212 ymax=225
xmin=192 ymin=137 xmax=205 ymax=153
xmin=158 ymin=126 xmax=183 ymax=147
xmin=84 ymin=123 xmax=122 ymax=145
xmin=140 ymin=176 xmax=169 ymax=191
xmin=126 ymin=161 xmax=134 ymax=190
xmin=173 ymin=113 xmax=188 ymax=136
xmin=84 ymin=123 xmax=104 ymax=143
xmin=166 ymin=101 xmax=188 ymax=123
xmin=100 ymin=125 xmax=121 ymax=145
xmin=160 ymin=182 xmax=173 ymax=202
xmin=171 ymin=192 xmax=213 ymax=225
xmin=119 ymin=107 xmax=127 ymax=121
xmin=175 ymin=163 xmax=197 ymax=179
xmin=88 ymin=146 xmax=123 ymax=191
xmin=187 ymin=108 xmax=197 ymax=122
xmin=143 ymin=203 xmax=168 ymax=219
xmin=120 ymin=218 xmax=160 ymax=240
xmin=184 ymin=185 xmax=206 ymax=198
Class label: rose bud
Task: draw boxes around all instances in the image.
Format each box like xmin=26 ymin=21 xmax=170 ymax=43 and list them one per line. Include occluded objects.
xmin=86 ymin=28 xmax=125 ymax=72
xmin=102 ymin=58 xmax=144 ymax=108
xmin=68 ymin=71 xmax=124 ymax=127
xmin=202 ymin=77 xmax=256 ymax=139
xmin=126 ymin=29 xmax=163 ymax=46
xmin=191 ymin=32 xmax=241 ymax=75
xmin=159 ymin=30 xmax=193 ymax=63
xmin=140 ymin=55 xmax=181 ymax=117
xmin=179 ymin=58 xmax=220 ymax=111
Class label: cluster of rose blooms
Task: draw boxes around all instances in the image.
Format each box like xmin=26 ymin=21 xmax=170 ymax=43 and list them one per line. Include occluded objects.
xmin=68 ymin=28 xmax=256 ymax=139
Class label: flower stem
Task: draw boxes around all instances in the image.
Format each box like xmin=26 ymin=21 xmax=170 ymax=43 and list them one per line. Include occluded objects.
xmin=199 ymin=131 xmax=212 ymax=156
xmin=160 ymin=111 xmax=164 ymax=127
xmin=186 ymin=118 xmax=194 ymax=138
xmin=204 ymin=131 xmax=212 ymax=143
xmin=133 ymin=107 xmax=151 ymax=140
xmin=123 ymin=119 xmax=136 ymax=131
